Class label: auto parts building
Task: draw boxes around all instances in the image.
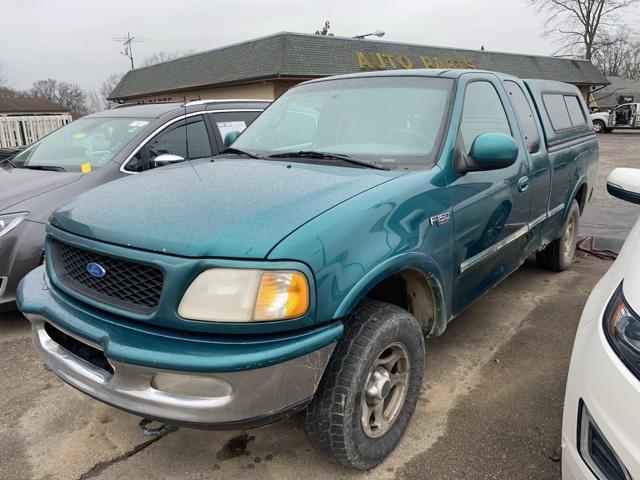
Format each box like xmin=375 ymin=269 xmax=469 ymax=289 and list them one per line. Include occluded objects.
xmin=108 ymin=32 xmax=608 ymax=104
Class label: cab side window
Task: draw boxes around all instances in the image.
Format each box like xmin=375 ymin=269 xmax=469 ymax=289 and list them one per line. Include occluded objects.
xmin=459 ymin=81 xmax=511 ymax=153
xmin=564 ymin=96 xmax=586 ymax=127
xmin=504 ymin=81 xmax=541 ymax=153
xmin=542 ymin=94 xmax=572 ymax=131
xmin=543 ymin=94 xmax=587 ymax=131
xmin=126 ymin=116 xmax=212 ymax=172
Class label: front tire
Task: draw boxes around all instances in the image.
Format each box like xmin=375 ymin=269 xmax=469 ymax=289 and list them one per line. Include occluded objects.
xmin=305 ymin=300 xmax=425 ymax=470
xmin=536 ymin=200 xmax=580 ymax=271
xmin=593 ymin=119 xmax=605 ymax=133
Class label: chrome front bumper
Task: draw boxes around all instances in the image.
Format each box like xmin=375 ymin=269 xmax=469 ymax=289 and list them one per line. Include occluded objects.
xmin=27 ymin=314 xmax=335 ymax=427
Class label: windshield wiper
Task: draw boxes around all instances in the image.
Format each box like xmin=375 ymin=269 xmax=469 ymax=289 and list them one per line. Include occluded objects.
xmin=0 ymin=157 xmax=16 ymax=168
xmin=267 ymin=150 xmax=389 ymax=171
xmin=219 ymin=147 xmax=262 ymax=159
xmin=23 ymin=165 xmax=66 ymax=172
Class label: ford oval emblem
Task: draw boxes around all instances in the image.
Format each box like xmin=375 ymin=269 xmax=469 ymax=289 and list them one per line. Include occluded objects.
xmin=86 ymin=262 xmax=106 ymax=278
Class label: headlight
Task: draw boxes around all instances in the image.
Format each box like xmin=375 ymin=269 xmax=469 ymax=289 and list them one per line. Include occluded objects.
xmin=0 ymin=212 xmax=28 ymax=238
xmin=178 ymin=269 xmax=309 ymax=322
xmin=603 ymin=283 xmax=640 ymax=379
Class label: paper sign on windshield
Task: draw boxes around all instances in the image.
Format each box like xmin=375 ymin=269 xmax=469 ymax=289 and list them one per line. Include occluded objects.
xmin=216 ymin=121 xmax=247 ymax=140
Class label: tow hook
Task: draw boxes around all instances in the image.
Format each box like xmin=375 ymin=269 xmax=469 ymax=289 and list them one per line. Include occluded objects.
xmin=138 ymin=418 xmax=175 ymax=437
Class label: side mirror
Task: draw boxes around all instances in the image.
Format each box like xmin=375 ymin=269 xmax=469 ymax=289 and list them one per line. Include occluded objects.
xmin=607 ymin=168 xmax=640 ymax=204
xmin=465 ymin=133 xmax=518 ymax=171
xmin=153 ymin=153 xmax=185 ymax=168
xmin=223 ymin=131 xmax=239 ymax=147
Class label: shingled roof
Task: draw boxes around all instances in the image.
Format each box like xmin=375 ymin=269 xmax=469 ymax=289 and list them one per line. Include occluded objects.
xmin=108 ymin=32 xmax=608 ymax=100
xmin=592 ymin=76 xmax=640 ymax=108
xmin=0 ymin=97 xmax=70 ymax=114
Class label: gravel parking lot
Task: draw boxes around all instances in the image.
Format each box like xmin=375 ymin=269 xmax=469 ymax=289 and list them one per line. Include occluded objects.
xmin=1 ymin=132 xmax=638 ymax=480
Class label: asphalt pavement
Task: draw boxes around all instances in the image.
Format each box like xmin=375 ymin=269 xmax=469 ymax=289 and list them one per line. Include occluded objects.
xmin=1 ymin=132 xmax=637 ymax=480
xmin=580 ymin=130 xmax=640 ymax=246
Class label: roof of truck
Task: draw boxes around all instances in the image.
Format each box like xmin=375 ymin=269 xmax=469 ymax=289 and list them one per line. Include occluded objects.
xmin=301 ymin=68 xmax=530 ymax=82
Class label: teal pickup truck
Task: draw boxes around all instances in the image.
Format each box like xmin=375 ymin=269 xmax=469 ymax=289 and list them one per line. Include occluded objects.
xmin=17 ymin=70 xmax=597 ymax=469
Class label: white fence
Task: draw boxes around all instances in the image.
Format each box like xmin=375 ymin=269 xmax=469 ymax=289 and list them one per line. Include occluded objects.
xmin=0 ymin=114 xmax=72 ymax=148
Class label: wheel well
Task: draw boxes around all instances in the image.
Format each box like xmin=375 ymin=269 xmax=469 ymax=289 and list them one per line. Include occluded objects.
xmin=575 ymin=183 xmax=588 ymax=214
xmin=364 ymin=269 xmax=436 ymax=334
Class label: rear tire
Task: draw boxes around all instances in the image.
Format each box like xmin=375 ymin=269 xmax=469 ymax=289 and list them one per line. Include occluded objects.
xmin=305 ymin=300 xmax=425 ymax=470
xmin=536 ymin=200 xmax=580 ymax=271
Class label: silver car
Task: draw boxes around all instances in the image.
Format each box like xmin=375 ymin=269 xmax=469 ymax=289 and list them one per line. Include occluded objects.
xmin=0 ymin=99 xmax=269 ymax=308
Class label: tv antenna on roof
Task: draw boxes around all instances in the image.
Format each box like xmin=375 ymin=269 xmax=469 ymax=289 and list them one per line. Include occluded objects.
xmin=315 ymin=21 xmax=334 ymax=36
xmin=112 ymin=32 xmax=146 ymax=70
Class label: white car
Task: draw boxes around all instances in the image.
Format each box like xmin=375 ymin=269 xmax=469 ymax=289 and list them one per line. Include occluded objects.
xmin=562 ymin=168 xmax=640 ymax=479
xmin=590 ymin=111 xmax=612 ymax=133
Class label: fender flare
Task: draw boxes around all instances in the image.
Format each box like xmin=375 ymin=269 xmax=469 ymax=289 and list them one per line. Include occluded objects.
xmin=334 ymin=252 xmax=449 ymax=337
xmin=562 ymin=174 xmax=588 ymax=225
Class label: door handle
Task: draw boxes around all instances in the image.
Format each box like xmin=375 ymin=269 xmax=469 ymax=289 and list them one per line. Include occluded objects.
xmin=517 ymin=176 xmax=529 ymax=193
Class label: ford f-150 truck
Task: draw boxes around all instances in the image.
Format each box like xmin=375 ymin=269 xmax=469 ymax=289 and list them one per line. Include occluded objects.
xmin=17 ymin=70 xmax=597 ymax=469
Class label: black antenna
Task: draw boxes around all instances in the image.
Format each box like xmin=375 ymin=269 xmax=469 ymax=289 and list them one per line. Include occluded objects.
xmin=183 ymin=97 xmax=202 ymax=181
xmin=183 ymin=97 xmax=190 ymax=159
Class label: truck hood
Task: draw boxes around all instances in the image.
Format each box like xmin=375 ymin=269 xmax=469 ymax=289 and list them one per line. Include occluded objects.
xmin=0 ymin=165 xmax=82 ymax=214
xmin=50 ymin=159 xmax=403 ymax=258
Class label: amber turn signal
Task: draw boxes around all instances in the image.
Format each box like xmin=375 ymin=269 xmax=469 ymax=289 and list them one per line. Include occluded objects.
xmin=254 ymin=271 xmax=309 ymax=320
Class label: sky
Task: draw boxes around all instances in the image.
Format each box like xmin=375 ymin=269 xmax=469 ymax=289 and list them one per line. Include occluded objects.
xmin=0 ymin=0 xmax=581 ymax=93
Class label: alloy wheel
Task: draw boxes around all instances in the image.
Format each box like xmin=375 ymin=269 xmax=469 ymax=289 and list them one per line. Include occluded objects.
xmin=361 ymin=342 xmax=411 ymax=438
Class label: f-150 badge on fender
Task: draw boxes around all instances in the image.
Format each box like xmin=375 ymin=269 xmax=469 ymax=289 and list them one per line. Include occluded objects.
xmin=430 ymin=210 xmax=450 ymax=226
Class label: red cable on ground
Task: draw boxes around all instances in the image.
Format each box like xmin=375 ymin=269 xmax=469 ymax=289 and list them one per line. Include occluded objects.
xmin=576 ymin=236 xmax=618 ymax=260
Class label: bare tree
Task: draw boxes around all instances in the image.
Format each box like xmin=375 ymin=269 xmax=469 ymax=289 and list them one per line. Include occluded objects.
xmin=0 ymin=87 xmax=28 ymax=97
xmin=99 ymin=72 xmax=125 ymax=109
xmin=529 ymin=0 xmax=639 ymax=59
xmin=85 ymin=90 xmax=104 ymax=113
xmin=621 ymin=43 xmax=640 ymax=78
xmin=591 ymin=30 xmax=640 ymax=79
xmin=592 ymin=31 xmax=633 ymax=75
xmin=0 ymin=59 xmax=7 ymax=88
xmin=30 ymin=79 xmax=89 ymax=118
xmin=140 ymin=50 xmax=194 ymax=67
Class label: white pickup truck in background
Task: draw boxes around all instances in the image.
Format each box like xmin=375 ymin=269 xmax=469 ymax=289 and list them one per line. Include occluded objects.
xmin=591 ymin=103 xmax=640 ymax=133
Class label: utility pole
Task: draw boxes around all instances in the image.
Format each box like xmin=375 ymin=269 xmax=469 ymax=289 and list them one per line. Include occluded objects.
xmin=113 ymin=32 xmax=139 ymax=70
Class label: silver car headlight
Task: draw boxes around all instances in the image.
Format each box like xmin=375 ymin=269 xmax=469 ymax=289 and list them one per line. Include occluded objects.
xmin=604 ymin=283 xmax=640 ymax=379
xmin=178 ymin=269 xmax=309 ymax=322
xmin=0 ymin=212 xmax=28 ymax=238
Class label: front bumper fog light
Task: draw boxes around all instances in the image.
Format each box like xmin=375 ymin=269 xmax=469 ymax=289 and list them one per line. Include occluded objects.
xmin=151 ymin=373 xmax=232 ymax=398
xmin=578 ymin=400 xmax=631 ymax=480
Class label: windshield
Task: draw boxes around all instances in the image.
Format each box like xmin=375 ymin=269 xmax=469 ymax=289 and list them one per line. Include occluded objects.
xmin=12 ymin=117 xmax=152 ymax=172
xmin=232 ymin=76 xmax=453 ymax=168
